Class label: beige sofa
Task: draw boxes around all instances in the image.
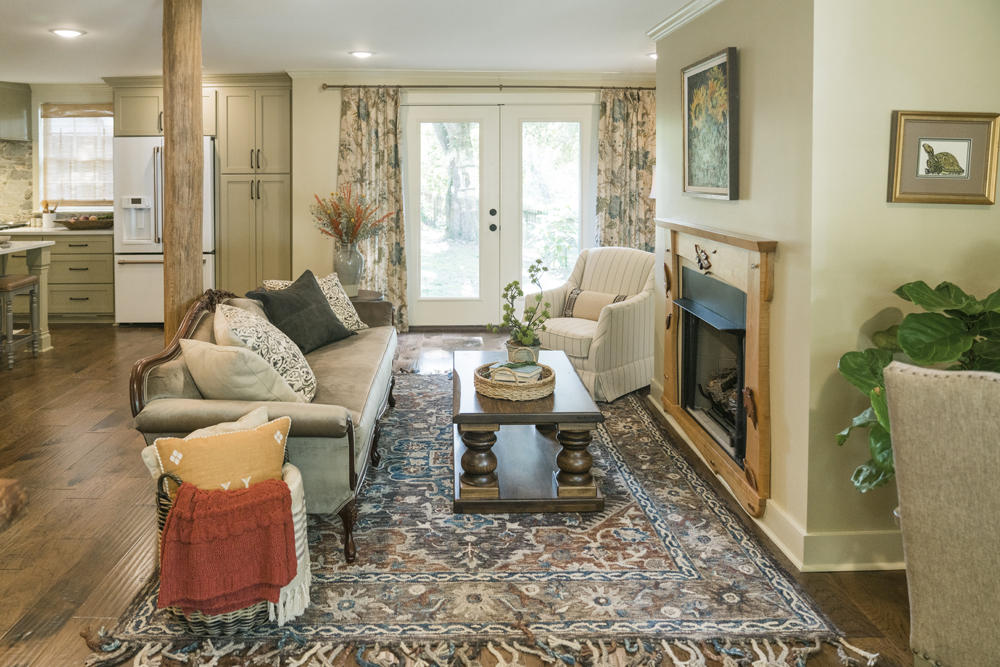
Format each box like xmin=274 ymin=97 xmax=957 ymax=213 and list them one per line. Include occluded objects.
xmin=129 ymin=289 xmax=397 ymax=563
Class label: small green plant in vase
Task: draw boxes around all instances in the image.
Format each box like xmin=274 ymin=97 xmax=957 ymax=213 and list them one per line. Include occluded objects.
xmin=488 ymin=259 xmax=552 ymax=361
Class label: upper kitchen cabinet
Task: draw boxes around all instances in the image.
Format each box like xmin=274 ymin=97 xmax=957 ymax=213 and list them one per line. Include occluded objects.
xmin=109 ymin=84 xmax=217 ymax=136
xmin=217 ymin=87 xmax=290 ymax=174
xmin=0 ymin=82 xmax=31 ymax=142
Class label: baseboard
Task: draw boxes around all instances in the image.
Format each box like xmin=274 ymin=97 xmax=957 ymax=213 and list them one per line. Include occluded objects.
xmin=642 ymin=394 xmax=906 ymax=573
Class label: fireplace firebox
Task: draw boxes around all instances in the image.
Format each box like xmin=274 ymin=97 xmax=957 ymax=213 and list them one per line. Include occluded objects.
xmin=676 ymin=268 xmax=747 ymax=465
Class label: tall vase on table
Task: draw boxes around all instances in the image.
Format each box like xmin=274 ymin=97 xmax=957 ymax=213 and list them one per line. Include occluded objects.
xmin=333 ymin=242 xmax=365 ymax=297
xmin=311 ymin=183 xmax=395 ymax=297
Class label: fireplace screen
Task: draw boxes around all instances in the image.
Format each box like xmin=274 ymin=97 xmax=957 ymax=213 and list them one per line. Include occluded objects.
xmin=675 ymin=268 xmax=747 ymax=466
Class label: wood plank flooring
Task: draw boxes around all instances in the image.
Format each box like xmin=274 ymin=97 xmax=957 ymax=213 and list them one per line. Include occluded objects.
xmin=0 ymin=326 xmax=911 ymax=666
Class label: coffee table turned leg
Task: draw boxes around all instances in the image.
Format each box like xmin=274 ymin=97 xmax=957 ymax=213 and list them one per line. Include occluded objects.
xmin=555 ymin=427 xmax=599 ymax=498
xmin=459 ymin=427 xmax=500 ymax=499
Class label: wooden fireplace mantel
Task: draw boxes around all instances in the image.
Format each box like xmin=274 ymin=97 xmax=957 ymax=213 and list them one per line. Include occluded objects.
xmin=656 ymin=218 xmax=777 ymax=518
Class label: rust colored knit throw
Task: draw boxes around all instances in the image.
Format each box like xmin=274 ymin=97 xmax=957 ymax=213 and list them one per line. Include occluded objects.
xmin=158 ymin=479 xmax=296 ymax=616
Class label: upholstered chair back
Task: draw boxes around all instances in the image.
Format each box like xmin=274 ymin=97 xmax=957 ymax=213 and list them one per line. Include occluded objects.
xmin=884 ymin=361 xmax=1000 ymax=667
xmin=574 ymin=247 xmax=655 ymax=297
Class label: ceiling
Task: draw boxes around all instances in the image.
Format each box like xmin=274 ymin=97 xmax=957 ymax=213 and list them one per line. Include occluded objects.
xmin=0 ymin=0 xmax=679 ymax=84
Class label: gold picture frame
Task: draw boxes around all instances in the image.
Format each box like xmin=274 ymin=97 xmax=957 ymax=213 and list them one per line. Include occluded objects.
xmin=682 ymin=47 xmax=739 ymax=200
xmin=888 ymin=110 xmax=1000 ymax=204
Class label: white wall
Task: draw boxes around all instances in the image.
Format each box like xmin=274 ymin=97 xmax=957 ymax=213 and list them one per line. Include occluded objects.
xmin=808 ymin=0 xmax=1000 ymax=567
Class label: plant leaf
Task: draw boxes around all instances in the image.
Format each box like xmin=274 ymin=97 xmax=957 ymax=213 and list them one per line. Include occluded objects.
xmin=980 ymin=287 xmax=1000 ymax=313
xmin=835 ymin=407 xmax=879 ymax=446
xmin=868 ymin=423 xmax=894 ymax=474
xmin=852 ymin=459 xmax=894 ymax=493
xmin=838 ymin=349 xmax=894 ymax=395
xmin=869 ymin=388 xmax=890 ymax=431
xmin=872 ymin=325 xmax=902 ymax=352
xmin=976 ymin=311 xmax=1000 ymax=340
xmin=894 ymin=281 xmax=979 ymax=314
xmin=897 ymin=312 xmax=975 ymax=365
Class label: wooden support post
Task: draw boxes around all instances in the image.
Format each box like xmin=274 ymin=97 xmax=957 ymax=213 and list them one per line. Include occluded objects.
xmin=162 ymin=0 xmax=204 ymax=345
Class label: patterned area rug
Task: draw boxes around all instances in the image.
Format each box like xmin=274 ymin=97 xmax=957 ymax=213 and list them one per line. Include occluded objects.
xmin=91 ymin=373 xmax=853 ymax=666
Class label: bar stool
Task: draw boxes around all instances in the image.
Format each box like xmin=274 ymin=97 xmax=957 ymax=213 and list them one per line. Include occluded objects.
xmin=0 ymin=274 xmax=40 ymax=370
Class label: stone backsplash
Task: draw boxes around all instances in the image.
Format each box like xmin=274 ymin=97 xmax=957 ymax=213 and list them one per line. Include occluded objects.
xmin=0 ymin=139 xmax=32 ymax=221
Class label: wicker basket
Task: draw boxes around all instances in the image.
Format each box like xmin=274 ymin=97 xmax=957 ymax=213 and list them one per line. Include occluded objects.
xmin=473 ymin=354 xmax=556 ymax=401
xmin=156 ymin=473 xmax=270 ymax=636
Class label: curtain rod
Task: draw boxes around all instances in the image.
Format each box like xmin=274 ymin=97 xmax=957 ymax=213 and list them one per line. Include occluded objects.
xmin=320 ymin=83 xmax=655 ymax=91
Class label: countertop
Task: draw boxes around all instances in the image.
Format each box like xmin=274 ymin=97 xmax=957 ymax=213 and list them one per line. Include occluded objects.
xmin=0 ymin=240 xmax=56 ymax=256
xmin=3 ymin=226 xmax=114 ymax=236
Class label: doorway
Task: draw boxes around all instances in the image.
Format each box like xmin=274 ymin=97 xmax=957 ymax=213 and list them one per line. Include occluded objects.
xmin=403 ymin=102 xmax=596 ymax=326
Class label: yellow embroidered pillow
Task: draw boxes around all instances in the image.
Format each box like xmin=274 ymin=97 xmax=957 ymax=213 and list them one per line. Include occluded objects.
xmin=154 ymin=416 xmax=290 ymax=499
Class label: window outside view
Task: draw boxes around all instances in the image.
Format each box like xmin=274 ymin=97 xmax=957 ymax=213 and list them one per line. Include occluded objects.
xmin=419 ymin=122 xmax=480 ymax=298
xmin=522 ymin=121 xmax=580 ymax=290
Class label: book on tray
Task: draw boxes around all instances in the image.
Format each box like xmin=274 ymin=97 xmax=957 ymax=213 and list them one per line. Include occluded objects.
xmin=488 ymin=362 xmax=543 ymax=383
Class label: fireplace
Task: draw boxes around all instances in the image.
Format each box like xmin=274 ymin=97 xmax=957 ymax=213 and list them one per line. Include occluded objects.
xmin=658 ymin=219 xmax=776 ymax=518
xmin=676 ymin=267 xmax=747 ymax=465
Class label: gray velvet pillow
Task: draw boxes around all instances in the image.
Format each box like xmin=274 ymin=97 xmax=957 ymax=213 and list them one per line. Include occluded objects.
xmin=246 ymin=270 xmax=355 ymax=353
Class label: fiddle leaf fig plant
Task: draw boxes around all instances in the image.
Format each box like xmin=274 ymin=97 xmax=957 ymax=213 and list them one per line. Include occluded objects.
xmin=487 ymin=259 xmax=552 ymax=347
xmin=837 ymin=280 xmax=1000 ymax=492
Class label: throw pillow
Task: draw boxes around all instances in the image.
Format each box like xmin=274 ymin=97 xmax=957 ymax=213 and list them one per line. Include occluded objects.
xmin=563 ymin=288 xmax=630 ymax=322
xmin=215 ymin=305 xmax=318 ymax=402
xmin=247 ymin=270 xmax=354 ymax=353
xmin=153 ymin=416 xmax=291 ymax=499
xmin=263 ymin=273 xmax=368 ymax=332
xmin=180 ymin=339 xmax=303 ymax=403
xmin=140 ymin=407 xmax=271 ymax=480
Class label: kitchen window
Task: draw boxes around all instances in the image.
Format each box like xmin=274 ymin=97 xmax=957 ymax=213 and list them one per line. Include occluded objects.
xmin=40 ymin=103 xmax=114 ymax=207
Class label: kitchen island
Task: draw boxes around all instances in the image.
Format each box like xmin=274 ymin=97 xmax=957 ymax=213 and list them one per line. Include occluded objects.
xmin=0 ymin=240 xmax=55 ymax=352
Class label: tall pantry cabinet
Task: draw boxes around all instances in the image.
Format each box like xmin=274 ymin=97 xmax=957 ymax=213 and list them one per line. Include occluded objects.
xmin=217 ymin=81 xmax=292 ymax=295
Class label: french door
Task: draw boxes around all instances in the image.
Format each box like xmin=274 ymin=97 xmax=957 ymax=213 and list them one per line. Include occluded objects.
xmin=403 ymin=104 xmax=595 ymax=326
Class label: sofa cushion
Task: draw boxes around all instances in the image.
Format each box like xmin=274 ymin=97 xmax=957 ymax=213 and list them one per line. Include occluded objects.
xmin=263 ymin=272 xmax=368 ymax=332
xmin=307 ymin=326 xmax=396 ymax=418
xmin=146 ymin=356 xmax=203 ymax=403
xmin=563 ymin=288 xmax=629 ymax=321
xmin=154 ymin=416 xmax=290 ymax=499
xmin=215 ymin=305 xmax=318 ymax=402
xmin=247 ymin=270 xmax=354 ymax=354
xmin=539 ymin=317 xmax=598 ymax=358
xmin=180 ymin=339 xmax=303 ymax=403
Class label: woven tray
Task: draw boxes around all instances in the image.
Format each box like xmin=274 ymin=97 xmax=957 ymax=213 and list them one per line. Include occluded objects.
xmin=156 ymin=473 xmax=269 ymax=636
xmin=473 ymin=361 xmax=555 ymax=401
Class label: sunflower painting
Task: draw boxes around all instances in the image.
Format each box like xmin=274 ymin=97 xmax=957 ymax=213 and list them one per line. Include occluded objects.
xmin=683 ymin=48 xmax=739 ymax=199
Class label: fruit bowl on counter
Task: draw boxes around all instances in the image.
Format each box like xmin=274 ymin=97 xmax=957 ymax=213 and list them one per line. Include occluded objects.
xmin=59 ymin=214 xmax=114 ymax=230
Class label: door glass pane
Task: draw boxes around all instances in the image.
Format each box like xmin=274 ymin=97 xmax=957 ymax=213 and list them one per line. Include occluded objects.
xmin=420 ymin=122 xmax=480 ymax=298
xmin=521 ymin=122 xmax=580 ymax=290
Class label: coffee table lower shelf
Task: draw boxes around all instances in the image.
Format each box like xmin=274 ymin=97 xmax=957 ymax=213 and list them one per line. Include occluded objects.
xmin=452 ymin=424 xmax=604 ymax=514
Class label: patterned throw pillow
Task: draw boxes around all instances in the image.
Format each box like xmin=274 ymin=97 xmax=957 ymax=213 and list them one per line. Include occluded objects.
xmin=215 ymin=305 xmax=317 ymax=402
xmin=262 ymin=273 xmax=368 ymax=332
xmin=154 ymin=416 xmax=290 ymax=499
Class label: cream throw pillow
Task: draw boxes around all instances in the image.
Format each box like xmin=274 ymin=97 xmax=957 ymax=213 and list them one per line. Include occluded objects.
xmin=140 ymin=406 xmax=271 ymax=480
xmin=563 ymin=288 xmax=630 ymax=321
xmin=180 ymin=339 xmax=303 ymax=403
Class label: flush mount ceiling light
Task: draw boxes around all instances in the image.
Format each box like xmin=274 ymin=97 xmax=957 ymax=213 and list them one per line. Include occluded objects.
xmin=350 ymin=51 xmax=374 ymax=58
xmin=648 ymin=53 xmax=658 ymax=59
xmin=50 ymin=29 xmax=86 ymax=38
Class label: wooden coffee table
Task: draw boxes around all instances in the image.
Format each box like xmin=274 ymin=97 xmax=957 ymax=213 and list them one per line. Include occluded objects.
xmin=452 ymin=350 xmax=605 ymax=514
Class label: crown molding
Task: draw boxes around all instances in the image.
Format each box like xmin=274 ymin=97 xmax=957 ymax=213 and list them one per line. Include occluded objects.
xmin=647 ymin=0 xmax=728 ymax=41
xmin=287 ymin=69 xmax=655 ymax=88
xmin=103 ymin=72 xmax=291 ymax=88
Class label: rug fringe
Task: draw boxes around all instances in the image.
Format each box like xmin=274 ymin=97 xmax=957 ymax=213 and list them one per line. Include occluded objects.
xmin=85 ymin=635 xmax=872 ymax=667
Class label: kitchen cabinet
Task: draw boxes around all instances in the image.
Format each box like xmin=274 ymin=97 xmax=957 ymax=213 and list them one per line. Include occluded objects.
xmin=0 ymin=82 xmax=31 ymax=142
xmin=216 ymin=87 xmax=290 ymax=174
xmin=113 ymin=87 xmax=218 ymax=137
xmin=5 ymin=232 xmax=115 ymax=322
xmin=219 ymin=174 xmax=291 ymax=296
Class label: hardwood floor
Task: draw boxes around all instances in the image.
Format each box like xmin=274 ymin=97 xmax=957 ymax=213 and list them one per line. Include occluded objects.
xmin=0 ymin=326 xmax=910 ymax=666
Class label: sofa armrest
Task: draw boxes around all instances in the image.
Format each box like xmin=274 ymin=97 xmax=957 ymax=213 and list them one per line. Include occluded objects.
xmin=590 ymin=289 xmax=656 ymax=366
xmin=524 ymin=283 xmax=570 ymax=320
xmin=134 ymin=399 xmax=352 ymax=439
xmin=353 ymin=300 xmax=395 ymax=329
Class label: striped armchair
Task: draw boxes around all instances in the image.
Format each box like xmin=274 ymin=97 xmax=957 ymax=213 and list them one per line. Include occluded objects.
xmin=527 ymin=247 xmax=655 ymax=402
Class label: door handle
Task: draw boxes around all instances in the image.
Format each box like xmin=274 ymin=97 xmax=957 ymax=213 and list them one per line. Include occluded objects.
xmin=251 ymin=149 xmax=254 ymax=169
xmin=489 ymin=223 xmax=498 ymax=232
xmin=69 ymin=297 xmax=90 ymax=301
xmin=68 ymin=244 xmax=89 ymax=248
xmin=256 ymin=149 xmax=260 ymax=170
xmin=158 ymin=111 xmax=163 ymax=133
xmin=68 ymin=267 xmax=89 ymax=271
xmin=257 ymin=180 xmax=260 ymax=200
xmin=250 ymin=179 xmax=254 ymax=200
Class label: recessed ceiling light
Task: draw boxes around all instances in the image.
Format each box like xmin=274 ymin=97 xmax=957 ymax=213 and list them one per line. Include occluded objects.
xmin=648 ymin=53 xmax=658 ymax=59
xmin=350 ymin=51 xmax=374 ymax=59
xmin=50 ymin=29 xmax=86 ymax=38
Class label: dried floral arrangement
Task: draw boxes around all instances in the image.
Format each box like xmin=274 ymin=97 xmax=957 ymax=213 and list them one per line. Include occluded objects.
xmin=311 ymin=184 xmax=394 ymax=245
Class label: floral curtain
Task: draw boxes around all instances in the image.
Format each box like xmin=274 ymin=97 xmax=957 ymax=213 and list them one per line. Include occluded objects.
xmin=596 ymin=89 xmax=656 ymax=252
xmin=337 ymin=86 xmax=408 ymax=331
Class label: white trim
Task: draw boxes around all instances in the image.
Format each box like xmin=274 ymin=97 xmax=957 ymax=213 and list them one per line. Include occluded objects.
xmin=287 ymin=69 xmax=655 ymax=88
xmin=646 ymin=0 xmax=729 ymax=42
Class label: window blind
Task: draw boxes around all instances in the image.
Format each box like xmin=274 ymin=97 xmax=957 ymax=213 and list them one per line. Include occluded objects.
xmin=40 ymin=103 xmax=114 ymax=206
